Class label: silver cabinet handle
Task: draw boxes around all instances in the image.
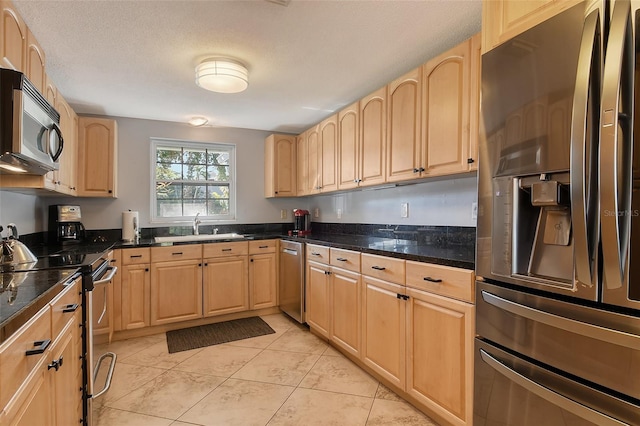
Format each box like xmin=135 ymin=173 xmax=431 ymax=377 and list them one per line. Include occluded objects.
xmin=481 ymin=290 xmax=640 ymax=350
xmin=479 ymin=349 xmax=626 ymax=426
xmin=600 ymin=0 xmax=633 ymax=291
xmin=571 ymin=8 xmax=600 ymax=291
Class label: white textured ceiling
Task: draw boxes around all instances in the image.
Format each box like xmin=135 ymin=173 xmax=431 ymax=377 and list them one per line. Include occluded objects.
xmin=14 ymin=0 xmax=482 ymax=133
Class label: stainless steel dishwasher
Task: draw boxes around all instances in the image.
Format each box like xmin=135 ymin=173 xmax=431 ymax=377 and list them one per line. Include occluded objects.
xmin=279 ymin=240 xmax=305 ymax=323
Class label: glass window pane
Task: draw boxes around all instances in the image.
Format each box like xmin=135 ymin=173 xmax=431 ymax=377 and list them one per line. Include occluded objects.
xmin=183 ymin=201 xmax=207 ymax=216
xmin=208 ymin=151 xmax=229 ymax=166
xmin=207 ymin=165 xmax=229 ymax=181
xmin=158 ymin=200 xmax=183 ymax=217
xmin=157 ymin=147 xmax=182 ymax=163
xmin=183 ymin=164 xmax=207 ymax=181
xmin=156 ymin=182 xmax=182 ymax=199
xmin=156 ymin=163 xmax=182 ymax=180
xmin=207 ymin=185 xmax=229 ymax=198
xmin=183 ymin=184 xmax=207 ymax=199
xmin=183 ymin=149 xmax=207 ymax=165
xmin=207 ymin=199 xmax=229 ymax=215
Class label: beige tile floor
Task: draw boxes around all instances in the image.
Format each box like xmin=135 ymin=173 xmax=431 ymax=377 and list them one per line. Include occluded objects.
xmin=94 ymin=313 xmax=439 ymax=426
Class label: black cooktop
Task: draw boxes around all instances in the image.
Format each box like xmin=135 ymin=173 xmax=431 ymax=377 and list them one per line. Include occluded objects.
xmin=11 ymin=242 xmax=115 ymax=273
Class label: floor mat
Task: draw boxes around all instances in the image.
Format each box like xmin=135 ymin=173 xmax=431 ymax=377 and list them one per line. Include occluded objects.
xmin=166 ymin=316 xmax=275 ymax=353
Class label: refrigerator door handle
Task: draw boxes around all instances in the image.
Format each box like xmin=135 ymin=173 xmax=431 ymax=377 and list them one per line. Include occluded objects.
xmin=480 ymin=290 xmax=640 ymax=350
xmin=571 ymin=9 xmax=601 ymax=290
xmin=600 ymin=0 xmax=634 ymax=291
xmin=479 ymin=349 xmax=627 ymax=426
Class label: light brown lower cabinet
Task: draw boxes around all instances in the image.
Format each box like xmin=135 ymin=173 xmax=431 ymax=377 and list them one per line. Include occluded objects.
xmin=330 ymin=267 xmax=361 ymax=359
xmin=249 ymin=252 xmax=277 ymax=310
xmin=305 ymin=260 xmax=331 ymax=338
xmin=406 ymin=287 xmax=474 ymax=426
xmin=203 ymin=255 xmax=249 ymax=317
xmin=361 ymin=275 xmax=406 ymax=390
xmin=120 ymin=263 xmax=151 ymax=330
xmin=150 ymin=258 xmax=203 ymax=326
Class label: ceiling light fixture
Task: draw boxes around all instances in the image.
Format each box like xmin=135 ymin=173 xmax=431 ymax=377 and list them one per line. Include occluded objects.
xmin=188 ymin=117 xmax=209 ymax=127
xmin=195 ymin=57 xmax=249 ymax=93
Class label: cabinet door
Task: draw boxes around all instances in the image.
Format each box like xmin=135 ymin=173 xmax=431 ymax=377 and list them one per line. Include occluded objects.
xmin=121 ymin=264 xmax=150 ymax=330
xmin=296 ymin=133 xmax=308 ymax=196
xmin=264 ymin=134 xmax=297 ymax=197
xmin=110 ymin=250 xmax=123 ymax=332
xmin=0 ymin=1 xmax=26 ymax=71
xmin=422 ymin=39 xmax=470 ymax=177
xmin=306 ymin=260 xmax=331 ymax=338
xmin=468 ymin=33 xmax=481 ymax=171
xmin=482 ymin=0 xmax=581 ymax=53
xmin=55 ymin=95 xmax=77 ymax=195
xmin=362 ymin=276 xmax=405 ymax=389
xmin=151 ymin=259 xmax=203 ymax=325
xmin=4 ymin=361 xmax=53 ymax=426
xmin=52 ymin=320 xmax=81 ymax=426
xmin=319 ymin=114 xmax=338 ymax=192
xmin=307 ymin=124 xmax=321 ymax=194
xmin=406 ymin=287 xmax=474 ymax=425
xmin=337 ymin=102 xmax=360 ymax=190
xmin=360 ymin=86 xmax=387 ymax=187
xmin=330 ymin=268 xmax=361 ymax=358
xmin=25 ymin=28 xmax=45 ymax=94
xmin=249 ymin=253 xmax=277 ymax=310
xmin=387 ymin=67 xmax=421 ymax=182
xmin=203 ymin=255 xmax=249 ymax=317
xmin=77 ymin=117 xmax=118 ymax=197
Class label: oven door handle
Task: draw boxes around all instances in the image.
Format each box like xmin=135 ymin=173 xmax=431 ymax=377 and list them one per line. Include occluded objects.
xmin=93 ymin=266 xmax=117 ymax=285
xmin=479 ymin=349 xmax=626 ymax=426
xmin=91 ymin=352 xmax=117 ymax=399
xmin=481 ymin=290 xmax=640 ymax=350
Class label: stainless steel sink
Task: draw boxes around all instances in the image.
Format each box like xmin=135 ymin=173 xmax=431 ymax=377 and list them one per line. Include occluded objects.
xmin=154 ymin=233 xmax=245 ymax=243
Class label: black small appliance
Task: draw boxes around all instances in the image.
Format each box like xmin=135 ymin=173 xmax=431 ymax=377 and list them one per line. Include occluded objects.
xmin=49 ymin=204 xmax=86 ymax=244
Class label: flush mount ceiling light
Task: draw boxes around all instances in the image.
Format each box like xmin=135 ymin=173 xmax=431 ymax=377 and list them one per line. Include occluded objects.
xmin=195 ymin=57 xmax=248 ymax=93
xmin=188 ymin=117 xmax=209 ymax=127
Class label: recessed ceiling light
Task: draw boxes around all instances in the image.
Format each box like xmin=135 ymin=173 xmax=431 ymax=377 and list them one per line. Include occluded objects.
xmin=195 ymin=57 xmax=248 ymax=94
xmin=188 ymin=117 xmax=209 ymax=127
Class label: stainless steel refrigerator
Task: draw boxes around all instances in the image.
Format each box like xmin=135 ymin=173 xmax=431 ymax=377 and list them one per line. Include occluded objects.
xmin=476 ymin=1 xmax=640 ymax=424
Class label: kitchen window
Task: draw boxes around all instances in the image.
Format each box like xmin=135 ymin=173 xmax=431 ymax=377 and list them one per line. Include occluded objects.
xmin=151 ymin=138 xmax=236 ymax=222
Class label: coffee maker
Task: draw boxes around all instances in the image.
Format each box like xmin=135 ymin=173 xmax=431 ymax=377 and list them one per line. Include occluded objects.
xmin=293 ymin=209 xmax=311 ymax=236
xmin=49 ymin=205 xmax=86 ymax=245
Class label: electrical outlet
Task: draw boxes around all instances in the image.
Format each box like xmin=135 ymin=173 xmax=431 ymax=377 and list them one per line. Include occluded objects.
xmin=314 ymin=208 xmax=320 ymax=218
xmin=280 ymin=209 xmax=287 ymax=220
xmin=401 ymin=203 xmax=409 ymax=218
xmin=471 ymin=202 xmax=478 ymax=220
xmin=337 ymin=209 xmax=342 ymax=219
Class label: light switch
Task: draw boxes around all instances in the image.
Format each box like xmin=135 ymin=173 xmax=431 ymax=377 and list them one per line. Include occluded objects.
xmin=401 ymin=203 xmax=409 ymax=218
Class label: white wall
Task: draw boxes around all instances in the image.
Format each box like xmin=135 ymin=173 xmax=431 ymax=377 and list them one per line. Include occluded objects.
xmin=0 ymin=115 xmax=478 ymax=233
xmin=308 ymin=175 xmax=478 ymax=226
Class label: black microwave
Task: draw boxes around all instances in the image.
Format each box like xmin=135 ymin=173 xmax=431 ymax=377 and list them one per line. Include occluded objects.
xmin=0 ymin=69 xmax=63 ymax=175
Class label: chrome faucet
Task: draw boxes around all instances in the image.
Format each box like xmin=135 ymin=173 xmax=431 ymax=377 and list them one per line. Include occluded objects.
xmin=193 ymin=213 xmax=202 ymax=235
xmin=213 ymin=228 xmax=219 ymax=235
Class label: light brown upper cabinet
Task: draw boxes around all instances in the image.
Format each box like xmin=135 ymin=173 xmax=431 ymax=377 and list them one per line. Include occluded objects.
xmin=386 ymin=67 xmax=422 ymax=183
xmin=77 ymin=117 xmax=118 ymax=197
xmin=0 ymin=0 xmax=26 ymax=71
xmin=25 ymin=28 xmax=45 ymax=94
xmin=54 ymin=95 xmax=78 ymax=195
xmin=338 ymin=89 xmax=388 ymax=190
xmin=319 ymin=114 xmax=338 ymax=192
xmin=296 ymin=132 xmax=309 ymax=196
xmin=468 ymin=33 xmax=481 ymax=172
xmin=482 ymin=0 xmax=581 ymax=53
xmin=421 ymin=38 xmax=471 ymax=177
xmin=306 ymin=124 xmax=321 ymax=194
xmin=264 ymin=134 xmax=297 ymax=198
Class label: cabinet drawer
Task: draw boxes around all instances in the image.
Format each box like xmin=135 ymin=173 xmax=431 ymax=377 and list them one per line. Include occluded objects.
xmin=361 ymin=254 xmax=405 ymax=285
xmin=0 ymin=306 xmax=52 ymax=409
xmin=406 ymin=261 xmax=474 ymax=303
xmin=203 ymin=241 xmax=249 ymax=257
xmin=152 ymin=244 xmax=202 ymax=262
xmin=330 ymin=248 xmax=361 ymax=273
xmin=307 ymin=244 xmax=330 ymax=263
xmin=122 ymin=248 xmax=151 ymax=265
xmin=50 ymin=277 xmax=81 ymax=338
xmin=249 ymin=239 xmax=277 ymax=254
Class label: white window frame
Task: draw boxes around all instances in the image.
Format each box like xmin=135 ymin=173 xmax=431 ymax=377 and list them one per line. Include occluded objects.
xmin=150 ymin=138 xmax=237 ymax=223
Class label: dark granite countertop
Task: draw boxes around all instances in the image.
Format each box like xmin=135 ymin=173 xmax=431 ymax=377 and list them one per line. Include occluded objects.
xmin=111 ymin=232 xmax=475 ymax=270
xmin=284 ymin=233 xmax=475 ymax=270
xmin=0 ymin=269 xmax=80 ymax=343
